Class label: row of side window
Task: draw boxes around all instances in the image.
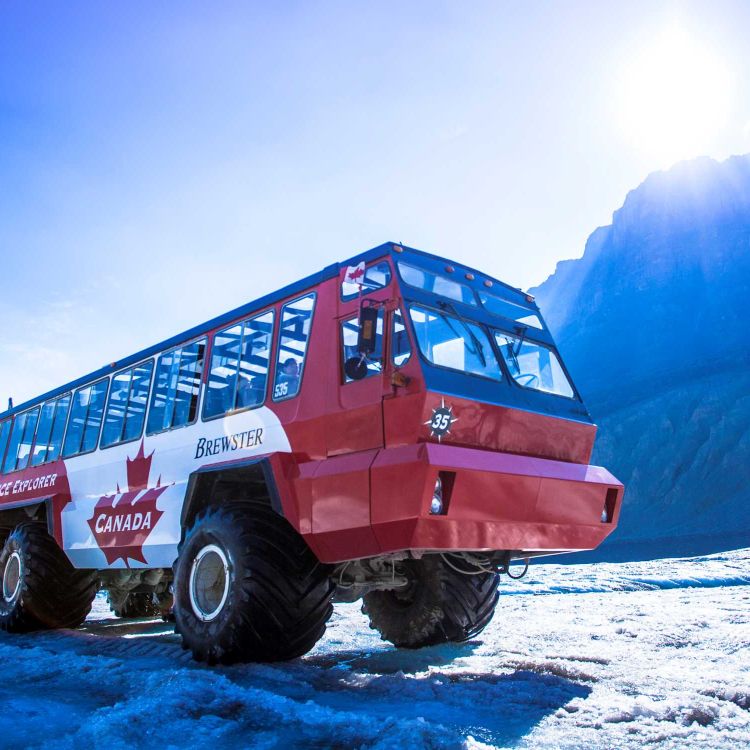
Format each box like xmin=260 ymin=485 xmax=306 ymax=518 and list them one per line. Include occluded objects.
xmin=0 ymin=293 xmax=316 ymax=475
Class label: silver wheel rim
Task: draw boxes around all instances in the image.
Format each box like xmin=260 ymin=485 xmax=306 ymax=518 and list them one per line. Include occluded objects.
xmin=2 ymin=551 xmax=22 ymax=605
xmin=189 ymin=544 xmax=230 ymax=622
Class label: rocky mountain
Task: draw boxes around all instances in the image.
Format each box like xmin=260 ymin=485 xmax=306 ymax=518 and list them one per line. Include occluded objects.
xmin=531 ymin=155 xmax=750 ymax=560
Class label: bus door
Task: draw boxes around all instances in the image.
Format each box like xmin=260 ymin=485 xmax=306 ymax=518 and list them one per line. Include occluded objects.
xmin=325 ymin=302 xmax=391 ymax=456
xmin=312 ymin=284 xmax=391 ymax=547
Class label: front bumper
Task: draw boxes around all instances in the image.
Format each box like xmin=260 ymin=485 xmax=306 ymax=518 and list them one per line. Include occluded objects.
xmin=297 ymin=443 xmax=623 ymax=563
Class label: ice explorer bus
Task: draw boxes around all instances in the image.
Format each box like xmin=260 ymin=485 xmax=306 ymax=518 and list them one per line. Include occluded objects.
xmin=0 ymin=242 xmax=622 ymax=663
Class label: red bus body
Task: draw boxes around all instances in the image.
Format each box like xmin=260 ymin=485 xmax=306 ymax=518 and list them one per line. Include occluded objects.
xmin=0 ymin=242 xmax=623 ymax=571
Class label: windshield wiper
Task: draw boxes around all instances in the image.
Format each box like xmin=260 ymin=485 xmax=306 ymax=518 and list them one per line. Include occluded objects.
xmin=502 ymin=325 xmax=528 ymax=374
xmin=437 ymin=301 xmax=487 ymax=367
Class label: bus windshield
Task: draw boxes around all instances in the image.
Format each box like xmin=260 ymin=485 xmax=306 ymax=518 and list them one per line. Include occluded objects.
xmin=408 ymin=305 xmax=503 ymax=381
xmin=406 ymin=302 xmax=577 ymax=400
xmin=494 ymin=330 xmax=574 ymax=398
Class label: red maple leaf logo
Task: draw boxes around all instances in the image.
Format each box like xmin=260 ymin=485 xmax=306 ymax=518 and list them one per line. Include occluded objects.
xmin=87 ymin=440 xmax=168 ymax=566
xmin=345 ymin=263 xmax=365 ymax=284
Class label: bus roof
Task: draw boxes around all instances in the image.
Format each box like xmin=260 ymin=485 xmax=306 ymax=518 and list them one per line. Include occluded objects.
xmin=1 ymin=242 xmax=529 ymax=419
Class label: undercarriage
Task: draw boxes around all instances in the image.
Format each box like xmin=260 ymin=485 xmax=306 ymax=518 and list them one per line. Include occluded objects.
xmin=331 ymin=550 xmax=528 ymax=603
xmin=99 ymin=568 xmax=173 ymax=619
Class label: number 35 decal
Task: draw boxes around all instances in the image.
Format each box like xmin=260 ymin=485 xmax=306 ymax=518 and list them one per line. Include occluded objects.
xmin=430 ymin=412 xmax=451 ymax=431
xmin=424 ymin=399 xmax=458 ymax=442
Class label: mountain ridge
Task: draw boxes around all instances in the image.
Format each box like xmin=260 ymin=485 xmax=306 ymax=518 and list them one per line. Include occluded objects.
xmin=532 ymin=154 xmax=750 ymax=558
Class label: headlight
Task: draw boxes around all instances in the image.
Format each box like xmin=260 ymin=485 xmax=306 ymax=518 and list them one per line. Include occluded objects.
xmin=430 ymin=477 xmax=444 ymax=515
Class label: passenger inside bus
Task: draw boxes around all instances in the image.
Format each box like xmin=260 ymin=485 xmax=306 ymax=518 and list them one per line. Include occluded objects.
xmin=236 ymin=374 xmax=264 ymax=409
xmin=277 ymin=358 xmax=300 ymax=393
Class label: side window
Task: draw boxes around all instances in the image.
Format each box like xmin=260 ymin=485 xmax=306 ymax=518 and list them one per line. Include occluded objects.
xmin=204 ymin=311 xmax=274 ymax=419
xmin=0 ymin=420 xmax=10 ymax=472
xmin=17 ymin=408 xmax=40 ymax=471
xmin=63 ymin=379 xmax=109 ymax=458
xmin=31 ymin=401 xmax=55 ymax=466
xmin=3 ymin=417 xmax=23 ymax=473
xmin=148 ymin=339 xmax=206 ymax=434
xmin=273 ymin=293 xmax=316 ymax=401
xmin=47 ymin=395 xmax=72 ymax=463
xmin=341 ymin=261 xmax=393 ymax=300
xmin=392 ymin=309 xmax=412 ymax=367
xmin=101 ymin=361 xmax=154 ymax=448
xmin=2 ymin=407 xmax=40 ymax=473
xmin=341 ymin=310 xmax=384 ymax=382
xmin=31 ymin=394 xmax=71 ymax=466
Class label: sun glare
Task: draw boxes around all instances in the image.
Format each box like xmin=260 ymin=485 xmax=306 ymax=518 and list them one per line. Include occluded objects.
xmin=618 ymin=26 xmax=732 ymax=165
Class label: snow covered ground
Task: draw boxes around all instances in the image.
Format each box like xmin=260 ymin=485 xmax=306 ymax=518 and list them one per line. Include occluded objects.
xmin=0 ymin=549 xmax=748 ymax=750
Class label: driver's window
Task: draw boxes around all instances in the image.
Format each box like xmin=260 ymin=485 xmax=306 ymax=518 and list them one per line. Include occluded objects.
xmin=341 ymin=310 xmax=384 ymax=383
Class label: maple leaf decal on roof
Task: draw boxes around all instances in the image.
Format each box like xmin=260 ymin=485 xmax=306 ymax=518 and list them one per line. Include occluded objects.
xmin=87 ymin=440 xmax=169 ymax=567
xmin=344 ymin=262 xmax=366 ymax=284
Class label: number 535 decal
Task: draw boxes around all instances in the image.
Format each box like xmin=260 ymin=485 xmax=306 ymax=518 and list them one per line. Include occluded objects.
xmin=424 ymin=399 xmax=458 ymax=442
xmin=273 ymin=382 xmax=289 ymax=399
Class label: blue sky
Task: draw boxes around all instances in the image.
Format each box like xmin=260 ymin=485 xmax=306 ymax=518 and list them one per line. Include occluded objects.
xmin=2 ymin=1 xmax=750 ymax=405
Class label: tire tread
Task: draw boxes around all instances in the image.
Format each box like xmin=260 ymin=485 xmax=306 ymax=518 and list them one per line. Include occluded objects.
xmin=174 ymin=501 xmax=333 ymax=665
xmin=0 ymin=523 xmax=97 ymax=633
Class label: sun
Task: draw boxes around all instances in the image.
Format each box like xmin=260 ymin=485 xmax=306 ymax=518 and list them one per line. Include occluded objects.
xmin=617 ymin=26 xmax=732 ymax=165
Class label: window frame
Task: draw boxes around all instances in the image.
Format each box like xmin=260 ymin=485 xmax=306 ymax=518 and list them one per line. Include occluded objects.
xmin=100 ymin=359 xmax=155 ymax=451
xmin=339 ymin=308 xmax=386 ymax=384
xmin=272 ymin=292 xmax=317 ymax=403
xmin=478 ymin=290 xmax=544 ymax=331
xmin=406 ymin=302 xmax=504 ymax=384
xmin=0 ymin=419 xmax=11 ymax=474
xmin=340 ymin=260 xmax=393 ymax=301
xmin=492 ymin=328 xmax=577 ymax=400
xmin=1 ymin=405 xmax=41 ymax=474
xmin=396 ymin=261 xmax=478 ymax=308
xmin=62 ymin=377 xmax=110 ymax=459
xmin=391 ymin=307 xmax=413 ymax=368
xmin=31 ymin=392 xmax=72 ymax=467
xmin=202 ymin=308 xmax=276 ymax=422
xmin=146 ymin=336 xmax=208 ymax=436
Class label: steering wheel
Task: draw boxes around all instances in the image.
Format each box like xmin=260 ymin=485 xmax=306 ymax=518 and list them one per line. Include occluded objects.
xmin=515 ymin=372 xmax=539 ymax=387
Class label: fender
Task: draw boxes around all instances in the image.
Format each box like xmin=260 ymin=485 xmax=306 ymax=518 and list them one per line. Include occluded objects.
xmin=180 ymin=453 xmax=303 ymax=537
xmin=0 ymin=495 xmax=56 ymax=540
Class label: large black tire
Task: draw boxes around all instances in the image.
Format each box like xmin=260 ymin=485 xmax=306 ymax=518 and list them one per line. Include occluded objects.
xmin=362 ymin=555 xmax=499 ymax=648
xmin=0 ymin=522 xmax=98 ymax=633
xmin=173 ymin=502 xmax=334 ymax=665
xmin=107 ymin=592 xmax=161 ymax=619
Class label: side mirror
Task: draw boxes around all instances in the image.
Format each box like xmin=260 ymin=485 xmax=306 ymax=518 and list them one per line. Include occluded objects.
xmin=357 ymin=306 xmax=379 ymax=355
xmin=344 ymin=357 xmax=368 ymax=381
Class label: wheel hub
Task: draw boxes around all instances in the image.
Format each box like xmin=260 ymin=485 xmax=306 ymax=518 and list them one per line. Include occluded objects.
xmin=2 ymin=551 xmax=22 ymax=605
xmin=189 ymin=544 xmax=230 ymax=622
